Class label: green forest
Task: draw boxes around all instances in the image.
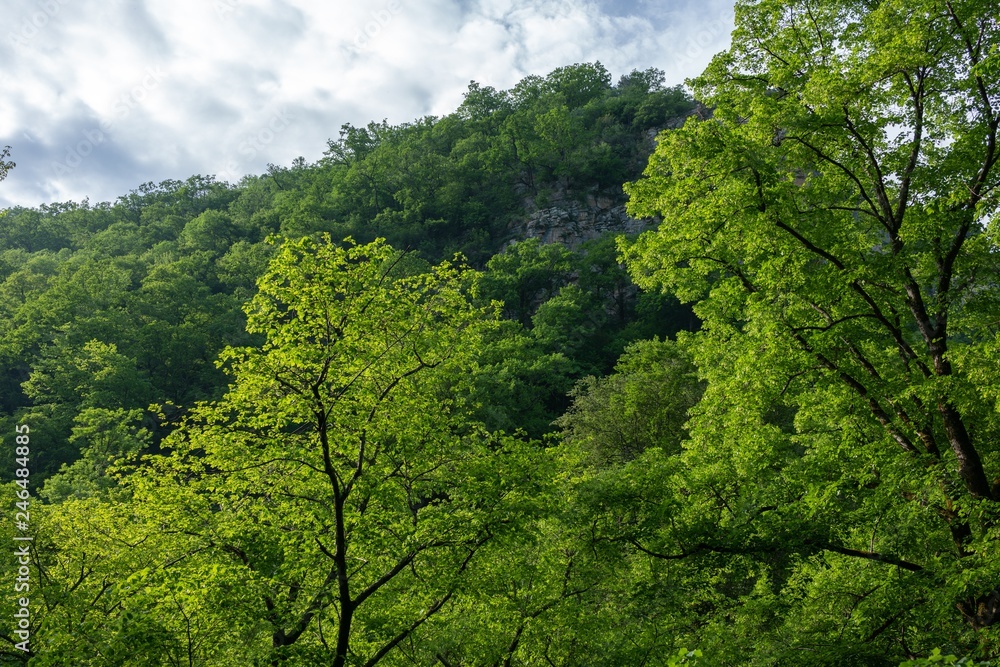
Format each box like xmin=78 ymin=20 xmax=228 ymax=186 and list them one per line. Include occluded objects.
xmin=1 ymin=0 xmax=999 ymax=664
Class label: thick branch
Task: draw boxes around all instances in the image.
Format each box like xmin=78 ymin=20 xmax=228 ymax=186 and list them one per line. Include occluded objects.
xmin=791 ymin=332 xmax=920 ymax=453
xmin=361 ymin=592 xmax=453 ymax=667
xmin=630 ymin=537 xmax=923 ymax=572
xmin=352 ymin=551 xmax=418 ymax=608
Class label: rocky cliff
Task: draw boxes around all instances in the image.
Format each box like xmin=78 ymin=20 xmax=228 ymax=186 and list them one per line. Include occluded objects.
xmin=505 ymin=117 xmax=704 ymax=248
xmin=508 ymin=189 xmax=652 ymax=248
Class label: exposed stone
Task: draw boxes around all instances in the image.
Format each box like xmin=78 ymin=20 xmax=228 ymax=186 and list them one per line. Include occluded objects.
xmin=503 ymin=109 xmax=708 ymax=248
xmin=507 ymin=187 xmax=654 ymax=249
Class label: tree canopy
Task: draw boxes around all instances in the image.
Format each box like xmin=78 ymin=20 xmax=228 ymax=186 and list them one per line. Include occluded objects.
xmin=620 ymin=0 xmax=1000 ymax=659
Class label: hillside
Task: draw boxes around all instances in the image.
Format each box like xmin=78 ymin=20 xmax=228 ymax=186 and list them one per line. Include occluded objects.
xmin=0 ymin=62 xmax=695 ymax=485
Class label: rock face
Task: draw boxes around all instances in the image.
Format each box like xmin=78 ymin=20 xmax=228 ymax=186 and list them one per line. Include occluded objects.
xmin=505 ymin=108 xmax=711 ymax=248
xmin=508 ymin=189 xmax=654 ymax=249
xmin=503 ymin=112 xmax=704 ymax=248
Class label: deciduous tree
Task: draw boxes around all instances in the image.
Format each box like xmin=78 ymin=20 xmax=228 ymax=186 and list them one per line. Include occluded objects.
xmin=621 ymin=0 xmax=1000 ymax=659
xmin=130 ymin=236 xmax=537 ymax=666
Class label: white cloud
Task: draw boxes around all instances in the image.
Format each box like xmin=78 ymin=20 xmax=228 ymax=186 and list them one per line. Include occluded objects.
xmin=0 ymin=0 xmax=734 ymax=208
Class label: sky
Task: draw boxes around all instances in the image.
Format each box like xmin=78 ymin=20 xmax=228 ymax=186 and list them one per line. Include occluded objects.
xmin=0 ymin=0 xmax=735 ymax=209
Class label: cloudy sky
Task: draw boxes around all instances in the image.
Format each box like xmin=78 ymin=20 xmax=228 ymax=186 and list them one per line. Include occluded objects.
xmin=0 ymin=0 xmax=734 ymax=209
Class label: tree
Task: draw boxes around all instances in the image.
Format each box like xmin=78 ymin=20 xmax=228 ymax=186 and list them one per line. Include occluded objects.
xmin=123 ymin=236 xmax=536 ymax=666
xmin=11 ymin=339 xmax=153 ymax=479
xmin=556 ymin=337 xmax=703 ymax=464
xmin=3 ymin=492 xmax=236 ymax=667
xmin=621 ymin=0 xmax=1000 ymax=660
xmin=0 ymin=146 xmax=13 ymax=182
xmin=40 ymin=407 xmax=151 ymax=502
xmin=481 ymin=238 xmax=573 ymax=327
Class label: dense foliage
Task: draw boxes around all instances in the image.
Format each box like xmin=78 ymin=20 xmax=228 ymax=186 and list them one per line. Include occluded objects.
xmin=619 ymin=0 xmax=1000 ymax=661
xmin=1 ymin=0 xmax=999 ymax=661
